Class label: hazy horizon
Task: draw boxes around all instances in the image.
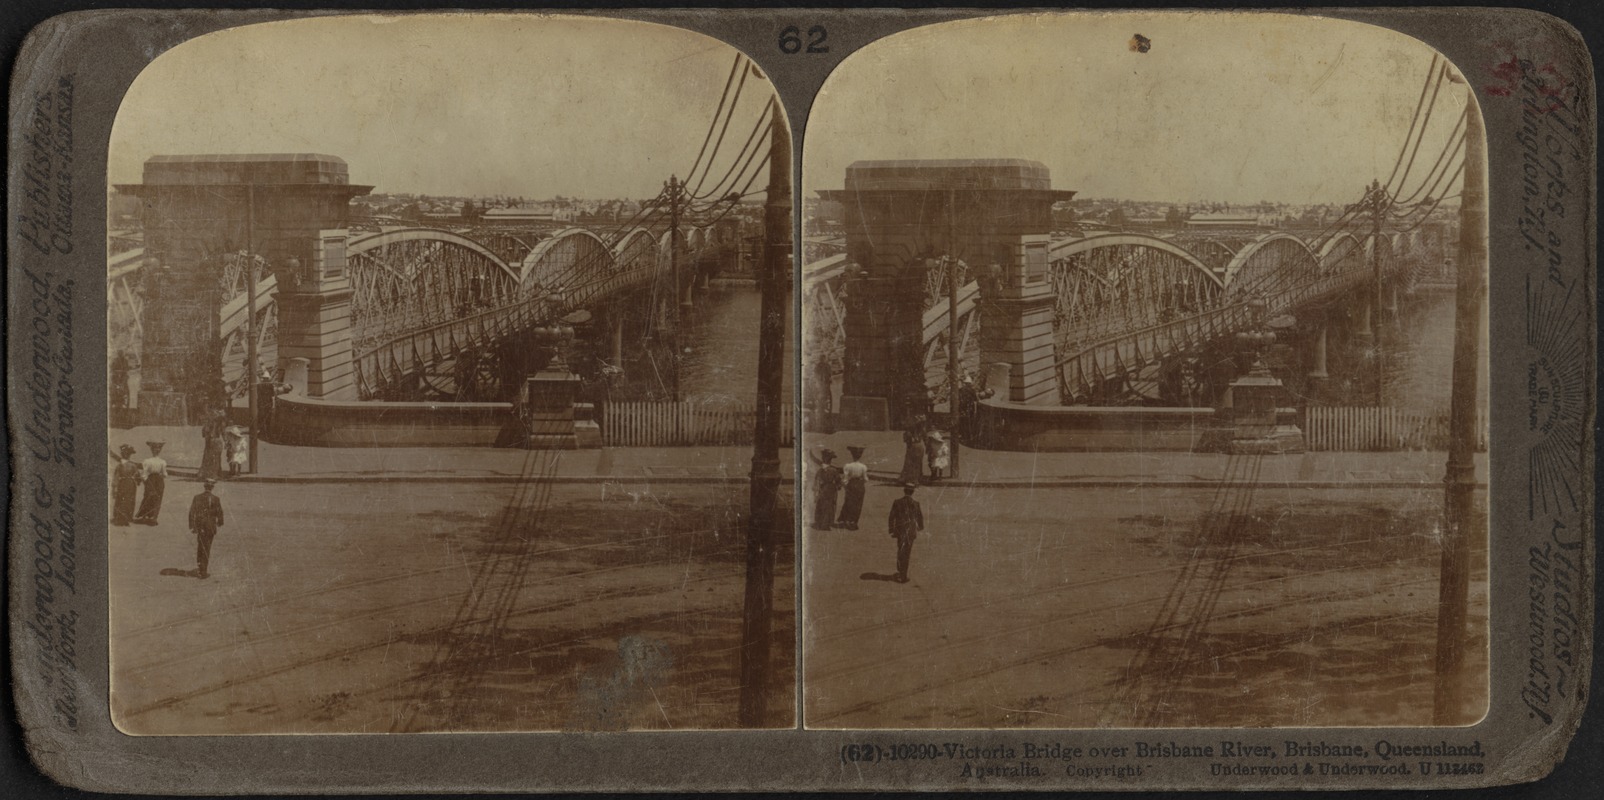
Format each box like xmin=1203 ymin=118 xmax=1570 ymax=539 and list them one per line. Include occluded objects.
xmin=804 ymin=12 xmax=1472 ymax=208
xmin=110 ymin=14 xmax=778 ymax=199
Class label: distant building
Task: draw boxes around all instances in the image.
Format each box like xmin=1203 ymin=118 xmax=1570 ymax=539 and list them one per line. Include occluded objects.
xmin=1185 ymin=212 xmax=1262 ymax=229
xmin=481 ymin=207 xmax=557 ymax=226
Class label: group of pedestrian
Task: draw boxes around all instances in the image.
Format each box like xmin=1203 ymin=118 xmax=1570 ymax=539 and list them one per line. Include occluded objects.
xmin=810 ymin=445 xmax=869 ymax=531
xmin=110 ymin=441 xmax=167 ymax=526
xmin=899 ymin=417 xmax=950 ymax=485
xmin=110 ymin=412 xmax=231 ymax=579
xmin=808 ymin=445 xmax=872 ymax=532
xmin=810 ymin=442 xmax=927 ymax=585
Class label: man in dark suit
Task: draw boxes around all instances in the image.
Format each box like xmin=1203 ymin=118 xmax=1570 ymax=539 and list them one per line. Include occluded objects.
xmin=888 ymin=483 xmax=924 ymax=584
xmin=188 ymin=478 xmax=225 ymax=579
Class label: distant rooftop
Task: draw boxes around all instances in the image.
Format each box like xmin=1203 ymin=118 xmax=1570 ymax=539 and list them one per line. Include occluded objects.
xmin=140 ymin=153 xmax=351 ymax=185
xmin=842 ymin=158 xmax=1058 ymax=192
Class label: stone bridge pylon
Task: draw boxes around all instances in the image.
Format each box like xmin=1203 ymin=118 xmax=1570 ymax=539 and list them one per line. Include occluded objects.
xmin=816 ymin=159 xmax=1077 ymax=429
xmin=117 ymin=154 xmax=373 ymax=424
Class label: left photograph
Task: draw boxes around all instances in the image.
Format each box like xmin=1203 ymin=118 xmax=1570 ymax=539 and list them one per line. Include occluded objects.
xmin=105 ymin=14 xmax=795 ymax=733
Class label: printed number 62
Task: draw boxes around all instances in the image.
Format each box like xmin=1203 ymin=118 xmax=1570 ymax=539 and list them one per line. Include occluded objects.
xmin=779 ymin=25 xmax=828 ymax=54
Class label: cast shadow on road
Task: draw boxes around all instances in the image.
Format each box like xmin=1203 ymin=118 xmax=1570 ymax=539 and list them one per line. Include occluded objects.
xmin=159 ymin=567 xmax=205 ymax=580
xmin=859 ymin=572 xmax=902 ymax=582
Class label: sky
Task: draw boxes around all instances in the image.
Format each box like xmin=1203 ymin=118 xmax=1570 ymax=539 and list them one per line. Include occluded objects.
xmin=110 ymin=14 xmax=777 ymax=199
xmin=805 ymin=12 xmax=1472 ymax=207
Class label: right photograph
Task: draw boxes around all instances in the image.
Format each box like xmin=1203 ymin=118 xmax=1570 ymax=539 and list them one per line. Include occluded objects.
xmin=800 ymin=13 xmax=1489 ymax=729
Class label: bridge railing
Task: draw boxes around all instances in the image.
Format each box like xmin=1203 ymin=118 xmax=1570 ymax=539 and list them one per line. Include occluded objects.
xmin=353 ymin=264 xmax=656 ymax=398
xmin=603 ymin=400 xmax=796 ymax=447
xmin=1305 ymin=406 xmax=1487 ymax=452
xmin=1053 ymin=264 xmax=1390 ymax=400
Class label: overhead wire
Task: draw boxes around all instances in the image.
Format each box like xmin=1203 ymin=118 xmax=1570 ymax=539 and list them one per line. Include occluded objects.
xmin=687 ymin=59 xmax=752 ymax=197
xmin=1392 ymin=162 xmax=1465 ymax=230
xmin=1387 ymin=59 xmax=1451 ymax=198
xmin=1380 ymin=53 xmax=1441 ymax=192
xmin=1394 ymin=190 xmax=1463 ymax=232
xmin=690 ymin=97 xmax=774 ymax=204
xmin=690 ymin=122 xmax=772 ymax=215
xmin=681 ymin=53 xmax=744 ymax=190
xmin=1391 ymin=110 xmax=1466 ymax=207
xmin=694 ymin=154 xmax=771 ymax=229
xmin=1235 ymin=55 xmax=1462 ymax=299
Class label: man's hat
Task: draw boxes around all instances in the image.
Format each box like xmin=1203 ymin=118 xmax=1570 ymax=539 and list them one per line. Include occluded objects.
xmin=203 ymin=478 xmax=217 ymax=488
xmin=903 ymin=481 xmax=919 ymax=490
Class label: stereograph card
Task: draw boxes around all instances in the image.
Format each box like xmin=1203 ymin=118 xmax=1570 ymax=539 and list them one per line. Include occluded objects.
xmin=5 ymin=5 xmax=1596 ymax=793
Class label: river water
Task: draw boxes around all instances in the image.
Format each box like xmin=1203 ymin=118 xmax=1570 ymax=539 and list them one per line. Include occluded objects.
xmin=1371 ymin=289 xmax=1490 ymax=418
xmin=673 ymin=281 xmax=1478 ymax=418
xmin=677 ymin=281 xmax=795 ymax=407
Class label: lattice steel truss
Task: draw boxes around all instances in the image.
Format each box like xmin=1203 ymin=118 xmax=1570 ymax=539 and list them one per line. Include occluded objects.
xmin=108 ymin=223 xmax=724 ymax=402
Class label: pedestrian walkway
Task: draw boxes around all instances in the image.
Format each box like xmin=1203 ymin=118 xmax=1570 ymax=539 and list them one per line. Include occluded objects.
xmin=805 ymin=429 xmax=1488 ymax=489
xmin=108 ymin=425 xmax=793 ymax=484
xmin=107 ymin=423 xmax=1483 ymax=488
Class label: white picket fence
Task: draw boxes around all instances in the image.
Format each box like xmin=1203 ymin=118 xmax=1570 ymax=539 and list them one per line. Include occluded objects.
xmin=603 ymin=401 xmax=796 ymax=447
xmin=1304 ymin=406 xmax=1488 ymax=452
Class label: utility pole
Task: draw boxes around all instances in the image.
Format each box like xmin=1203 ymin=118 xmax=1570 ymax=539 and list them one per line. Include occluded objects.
xmin=245 ymin=183 xmax=260 ymax=474
xmin=946 ymin=188 xmax=961 ymax=479
xmin=1435 ymin=72 xmax=1484 ymax=725
xmin=1366 ymin=178 xmax=1387 ymax=407
xmin=738 ymin=110 xmax=790 ymax=728
xmin=667 ymin=175 xmax=683 ymax=401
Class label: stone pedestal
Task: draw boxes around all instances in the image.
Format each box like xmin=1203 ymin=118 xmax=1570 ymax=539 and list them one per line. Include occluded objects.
xmin=1228 ymin=370 xmax=1306 ymax=454
xmin=526 ymin=371 xmax=582 ymax=449
xmin=136 ymin=391 xmax=191 ymax=427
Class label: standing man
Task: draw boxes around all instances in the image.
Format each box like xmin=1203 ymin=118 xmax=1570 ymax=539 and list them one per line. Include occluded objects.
xmin=888 ymin=483 xmax=924 ymax=584
xmin=188 ymin=478 xmax=225 ymax=579
xmin=133 ymin=441 xmax=167 ymax=525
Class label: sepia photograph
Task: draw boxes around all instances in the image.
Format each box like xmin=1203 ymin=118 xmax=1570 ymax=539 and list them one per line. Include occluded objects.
xmin=6 ymin=3 xmax=1593 ymax=793
xmin=103 ymin=13 xmax=795 ymax=734
xmin=801 ymin=12 xmax=1491 ymax=729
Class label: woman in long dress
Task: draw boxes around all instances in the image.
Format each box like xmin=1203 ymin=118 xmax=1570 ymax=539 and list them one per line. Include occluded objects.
xmin=134 ymin=441 xmax=167 ymax=524
xmin=899 ymin=427 xmax=926 ymax=486
xmin=810 ymin=448 xmax=843 ymax=531
xmin=199 ymin=409 xmax=226 ymax=481
xmin=835 ymin=445 xmax=868 ymax=530
xmin=111 ymin=444 xmax=140 ymax=526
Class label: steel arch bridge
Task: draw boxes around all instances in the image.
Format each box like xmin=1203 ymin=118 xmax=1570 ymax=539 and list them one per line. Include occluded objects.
xmin=109 ymin=223 xmax=718 ymax=401
xmin=802 ymin=227 xmax=1438 ymax=408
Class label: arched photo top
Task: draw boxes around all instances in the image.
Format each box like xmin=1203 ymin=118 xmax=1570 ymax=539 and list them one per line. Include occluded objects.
xmin=105 ymin=12 xmax=796 ymax=737
xmin=799 ymin=11 xmax=1489 ymax=733
xmin=805 ymin=11 xmax=1482 ymax=213
xmin=111 ymin=13 xmax=785 ymax=202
